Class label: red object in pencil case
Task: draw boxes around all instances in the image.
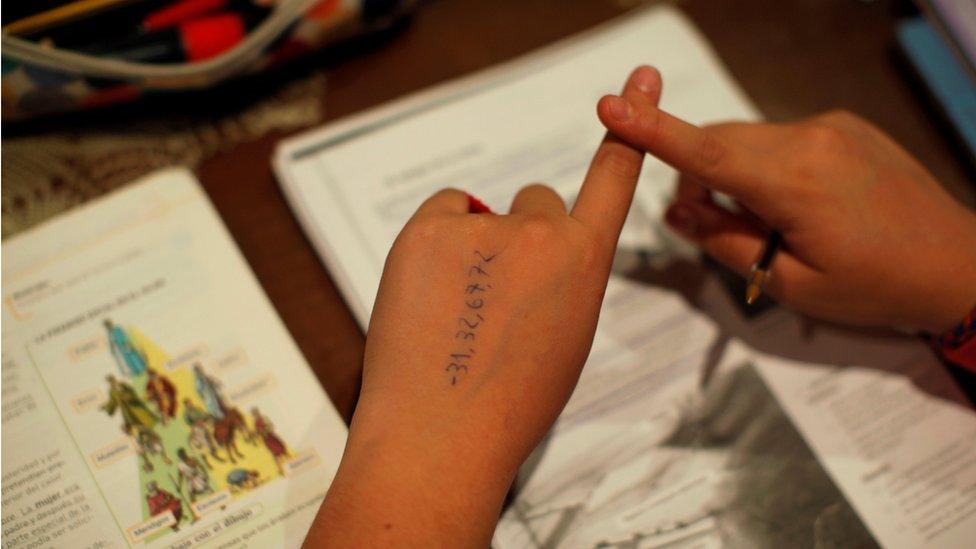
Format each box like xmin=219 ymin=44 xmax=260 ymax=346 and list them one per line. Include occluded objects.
xmin=181 ymin=13 xmax=246 ymax=61
xmin=81 ymin=11 xmax=250 ymax=63
xmin=142 ymin=0 xmax=229 ymax=31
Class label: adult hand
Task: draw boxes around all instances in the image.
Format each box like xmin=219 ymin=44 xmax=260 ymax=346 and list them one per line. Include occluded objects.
xmin=304 ymin=66 xmax=662 ymax=548
xmin=598 ymin=87 xmax=976 ymax=333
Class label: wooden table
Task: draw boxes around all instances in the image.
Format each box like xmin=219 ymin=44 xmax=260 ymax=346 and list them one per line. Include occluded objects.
xmin=196 ymin=0 xmax=976 ymax=422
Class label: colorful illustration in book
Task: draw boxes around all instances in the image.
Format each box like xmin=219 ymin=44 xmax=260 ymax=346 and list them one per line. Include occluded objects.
xmin=105 ymin=319 xmax=148 ymax=377
xmin=146 ymin=368 xmax=177 ymax=424
xmin=97 ymin=318 xmax=292 ymax=539
xmin=226 ymin=469 xmax=262 ymax=493
xmin=145 ymin=481 xmax=185 ymax=532
xmin=176 ymin=448 xmax=213 ymax=502
xmin=193 ymin=364 xmax=226 ymax=420
xmin=103 ymin=374 xmax=159 ymax=433
xmin=253 ymin=407 xmax=290 ymax=474
xmin=183 ymin=398 xmax=219 ymax=468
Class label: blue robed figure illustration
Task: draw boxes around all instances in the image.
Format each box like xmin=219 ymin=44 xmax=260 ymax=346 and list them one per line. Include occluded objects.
xmin=104 ymin=319 xmax=147 ymax=377
xmin=193 ymin=363 xmax=227 ymax=420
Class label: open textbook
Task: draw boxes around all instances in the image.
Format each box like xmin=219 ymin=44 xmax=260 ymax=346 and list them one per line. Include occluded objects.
xmin=1 ymin=169 xmax=347 ymax=548
xmin=274 ymin=5 xmax=976 ymax=548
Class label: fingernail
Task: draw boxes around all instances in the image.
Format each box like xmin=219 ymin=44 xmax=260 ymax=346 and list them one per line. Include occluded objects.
xmin=606 ymin=96 xmax=632 ymax=122
xmin=665 ymin=204 xmax=698 ymax=236
xmin=631 ymin=65 xmax=659 ymax=95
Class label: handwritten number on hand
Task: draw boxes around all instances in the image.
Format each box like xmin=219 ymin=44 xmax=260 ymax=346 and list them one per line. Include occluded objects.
xmin=459 ymin=315 xmax=484 ymax=329
xmin=448 ymin=251 xmax=496 ymax=386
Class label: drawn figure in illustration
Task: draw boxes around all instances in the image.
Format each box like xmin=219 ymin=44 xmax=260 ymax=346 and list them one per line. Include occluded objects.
xmin=145 ymin=368 xmax=178 ymax=423
xmin=145 ymin=481 xmax=184 ymax=531
xmin=192 ymin=363 xmax=227 ymax=420
xmin=102 ymin=375 xmax=158 ymax=434
xmin=135 ymin=427 xmax=172 ymax=472
xmin=252 ymin=407 xmax=289 ymax=474
xmin=212 ymin=407 xmax=247 ymax=463
xmin=230 ymin=406 xmax=259 ymax=446
xmin=226 ymin=469 xmax=261 ymax=493
xmin=176 ymin=448 xmax=212 ymax=502
xmin=225 ymin=406 xmax=258 ymax=445
xmin=104 ymin=319 xmax=147 ymax=377
xmin=183 ymin=398 xmax=221 ymax=467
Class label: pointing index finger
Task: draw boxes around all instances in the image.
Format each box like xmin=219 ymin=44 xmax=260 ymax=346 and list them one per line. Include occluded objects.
xmin=598 ymin=101 xmax=779 ymax=205
xmin=571 ymin=66 xmax=661 ymax=246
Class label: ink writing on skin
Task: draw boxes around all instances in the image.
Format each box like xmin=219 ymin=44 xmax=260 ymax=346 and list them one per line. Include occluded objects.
xmin=448 ymin=251 xmax=495 ymax=385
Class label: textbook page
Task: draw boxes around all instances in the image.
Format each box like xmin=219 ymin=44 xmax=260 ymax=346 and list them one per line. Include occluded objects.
xmin=1 ymin=169 xmax=347 ymax=548
xmin=274 ymin=5 xmax=976 ymax=547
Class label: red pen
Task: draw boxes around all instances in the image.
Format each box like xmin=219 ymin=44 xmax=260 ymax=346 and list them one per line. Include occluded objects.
xmin=82 ymin=11 xmax=257 ymax=62
xmin=142 ymin=0 xmax=241 ymax=31
xmin=467 ymin=194 xmax=493 ymax=214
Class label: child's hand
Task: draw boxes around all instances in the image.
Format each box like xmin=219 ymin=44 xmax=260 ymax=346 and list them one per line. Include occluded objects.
xmin=599 ymin=93 xmax=976 ymax=333
xmin=306 ymin=66 xmax=662 ymax=548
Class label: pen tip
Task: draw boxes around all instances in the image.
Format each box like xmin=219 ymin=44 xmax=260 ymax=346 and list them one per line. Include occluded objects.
xmin=745 ymin=284 xmax=760 ymax=305
xmin=745 ymin=269 xmax=766 ymax=306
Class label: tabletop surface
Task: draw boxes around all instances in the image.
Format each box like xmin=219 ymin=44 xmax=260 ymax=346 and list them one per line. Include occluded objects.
xmin=194 ymin=0 xmax=976 ymax=422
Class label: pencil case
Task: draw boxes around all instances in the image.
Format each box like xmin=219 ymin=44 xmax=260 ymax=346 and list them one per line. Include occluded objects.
xmin=1 ymin=0 xmax=415 ymax=121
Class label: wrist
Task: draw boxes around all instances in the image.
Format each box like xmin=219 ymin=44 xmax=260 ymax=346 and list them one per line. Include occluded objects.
xmin=921 ymin=213 xmax=976 ymax=333
xmin=347 ymin=388 xmax=523 ymax=485
xmin=349 ymin=345 xmax=554 ymax=484
xmin=313 ymin=401 xmax=517 ymax=546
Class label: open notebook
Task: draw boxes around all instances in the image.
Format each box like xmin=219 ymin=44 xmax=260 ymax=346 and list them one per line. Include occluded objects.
xmin=275 ymin=6 xmax=976 ymax=548
xmin=2 ymin=169 xmax=346 ymax=547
